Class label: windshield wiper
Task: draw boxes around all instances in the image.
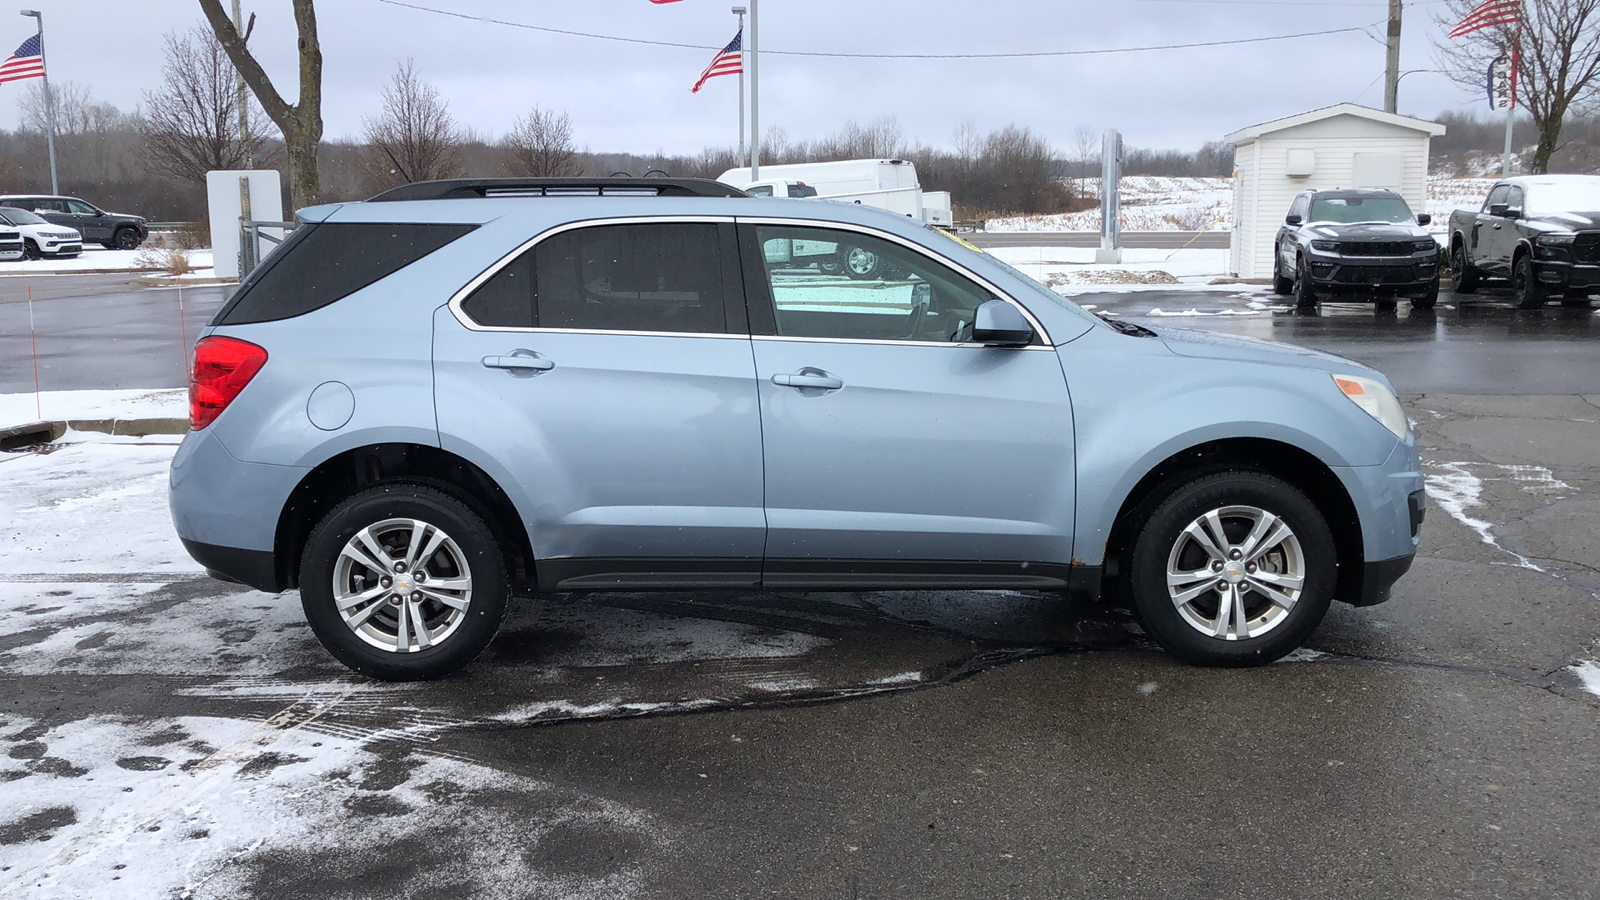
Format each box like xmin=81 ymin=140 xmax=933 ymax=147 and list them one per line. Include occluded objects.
xmin=1095 ymin=311 xmax=1156 ymax=337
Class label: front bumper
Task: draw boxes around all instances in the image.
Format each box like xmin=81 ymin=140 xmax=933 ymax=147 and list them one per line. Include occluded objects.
xmin=1305 ymin=252 xmax=1438 ymax=295
xmin=1531 ymin=259 xmax=1600 ymax=293
xmin=1331 ymin=437 xmax=1424 ymax=606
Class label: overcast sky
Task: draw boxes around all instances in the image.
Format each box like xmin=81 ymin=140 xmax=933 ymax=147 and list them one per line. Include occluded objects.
xmin=4 ymin=0 xmax=1489 ymax=155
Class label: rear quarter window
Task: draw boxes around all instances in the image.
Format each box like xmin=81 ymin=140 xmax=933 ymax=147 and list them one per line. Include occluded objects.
xmin=214 ymin=222 xmax=477 ymax=326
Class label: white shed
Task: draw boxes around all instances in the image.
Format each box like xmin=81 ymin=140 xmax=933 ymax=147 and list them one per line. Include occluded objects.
xmin=1225 ymin=104 xmax=1445 ymax=279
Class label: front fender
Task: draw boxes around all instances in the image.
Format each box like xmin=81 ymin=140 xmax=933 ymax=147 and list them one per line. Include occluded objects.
xmin=1057 ymin=331 xmax=1401 ymax=566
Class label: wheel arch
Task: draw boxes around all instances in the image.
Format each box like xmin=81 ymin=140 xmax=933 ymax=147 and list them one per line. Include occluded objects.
xmin=275 ymin=442 xmax=535 ymax=592
xmin=1097 ymin=437 xmax=1365 ymax=609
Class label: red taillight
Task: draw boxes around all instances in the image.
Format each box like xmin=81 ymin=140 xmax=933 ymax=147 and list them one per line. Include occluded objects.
xmin=189 ymin=336 xmax=268 ymax=430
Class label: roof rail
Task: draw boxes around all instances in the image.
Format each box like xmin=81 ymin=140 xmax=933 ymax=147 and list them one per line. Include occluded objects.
xmin=366 ymin=177 xmax=749 ymax=202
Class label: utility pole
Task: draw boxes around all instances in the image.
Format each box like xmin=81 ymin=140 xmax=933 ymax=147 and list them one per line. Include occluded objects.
xmin=1383 ymin=0 xmax=1402 ymax=113
xmin=749 ymin=0 xmax=760 ymax=179
xmin=18 ymin=10 xmax=56 ymax=194
xmin=233 ymin=0 xmax=252 ymax=167
xmin=733 ymin=5 xmax=746 ymax=165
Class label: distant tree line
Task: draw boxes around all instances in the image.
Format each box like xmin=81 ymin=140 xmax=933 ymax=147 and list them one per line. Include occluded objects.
xmin=1 ymin=30 xmax=1595 ymax=226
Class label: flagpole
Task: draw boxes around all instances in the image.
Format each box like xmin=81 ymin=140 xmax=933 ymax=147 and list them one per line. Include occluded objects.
xmin=749 ymin=0 xmax=760 ymax=179
xmin=733 ymin=6 xmax=746 ymax=164
xmin=19 ymin=10 xmax=57 ymax=194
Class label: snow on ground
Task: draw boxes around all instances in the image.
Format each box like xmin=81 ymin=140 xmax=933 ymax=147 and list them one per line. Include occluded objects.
xmin=0 ymin=714 xmax=664 ymax=899
xmin=0 ymin=247 xmax=213 ymax=276
xmin=988 ymin=177 xmax=1232 ymax=233
xmin=987 ymin=246 xmax=1262 ymax=299
xmin=1 ymin=388 xmax=187 ymax=429
xmin=987 ymin=176 xmax=1498 ymax=234
xmin=1571 ymin=659 xmax=1600 ymax=698
xmin=1423 ymin=461 xmax=1572 ymax=572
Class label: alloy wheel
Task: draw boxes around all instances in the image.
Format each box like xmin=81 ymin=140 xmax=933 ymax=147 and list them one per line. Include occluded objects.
xmin=332 ymin=517 xmax=473 ymax=653
xmin=1164 ymin=505 xmax=1305 ymax=641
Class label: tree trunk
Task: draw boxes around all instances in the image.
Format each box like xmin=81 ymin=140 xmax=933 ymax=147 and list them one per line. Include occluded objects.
xmin=286 ymin=115 xmax=320 ymax=212
xmin=1531 ymin=118 xmax=1560 ymax=173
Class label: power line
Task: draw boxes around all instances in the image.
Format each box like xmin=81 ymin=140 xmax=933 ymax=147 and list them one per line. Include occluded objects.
xmin=374 ymin=0 xmax=1376 ymax=60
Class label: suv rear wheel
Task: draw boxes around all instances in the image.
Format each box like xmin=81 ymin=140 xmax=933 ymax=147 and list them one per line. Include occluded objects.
xmin=299 ymin=484 xmax=509 ymax=680
xmin=1271 ymin=249 xmax=1293 ymax=295
xmin=1128 ymin=471 xmax=1336 ymax=666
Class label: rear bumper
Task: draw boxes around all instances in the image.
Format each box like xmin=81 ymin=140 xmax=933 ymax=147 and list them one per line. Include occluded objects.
xmin=169 ymin=426 xmax=306 ymax=593
xmin=182 ymin=539 xmax=281 ymax=593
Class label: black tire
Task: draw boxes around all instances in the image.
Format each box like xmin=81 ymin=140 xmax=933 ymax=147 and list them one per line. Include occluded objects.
xmin=1271 ymin=249 xmax=1293 ymax=295
xmin=1512 ymin=253 xmax=1546 ymax=309
xmin=299 ymin=483 xmax=510 ymax=681
xmin=22 ymin=239 xmax=40 ymax=260
xmin=112 ymin=227 xmax=141 ymax=250
xmin=817 ymin=252 xmax=844 ymax=276
xmin=1293 ymin=255 xmax=1319 ymax=308
xmin=841 ymin=245 xmax=882 ymax=280
xmin=1128 ymin=471 xmax=1337 ymax=667
xmin=1411 ymin=276 xmax=1439 ymax=311
xmin=1449 ymin=241 xmax=1479 ymax=294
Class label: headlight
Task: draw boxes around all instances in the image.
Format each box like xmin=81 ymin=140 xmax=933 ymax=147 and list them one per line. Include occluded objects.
xmin=1535 ymin=233 xmax=1576 ymax=246
xmin=1310 ymin=240 xmax=1338 ymax=252
xmin=1333 ymin=373 xmax=1408 ymax=439
xmin=1413 ymin=240 xmax=1438 ymax=252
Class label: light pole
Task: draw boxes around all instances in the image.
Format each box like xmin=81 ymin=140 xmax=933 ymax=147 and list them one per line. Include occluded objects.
xmin=733 ymin=5 xmax=746 ymax=165
xmin=749 ymin=0 xmax=760 ymax=179
xmin=18 ymin=10 xmax=56 ymax=194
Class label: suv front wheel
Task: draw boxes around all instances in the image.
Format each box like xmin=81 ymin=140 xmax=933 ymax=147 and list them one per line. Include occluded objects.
xmin=299 ymin=484 xmax=509 ymax=680
xmin=1128 ymin=471 xmax=1336 ymax=666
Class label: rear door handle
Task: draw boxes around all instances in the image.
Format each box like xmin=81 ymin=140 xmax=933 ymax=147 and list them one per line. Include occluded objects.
xmin=772 ymin=370 xmax=843 ymax=391
xmin=482 ymin=352 xmax=554 ymax=372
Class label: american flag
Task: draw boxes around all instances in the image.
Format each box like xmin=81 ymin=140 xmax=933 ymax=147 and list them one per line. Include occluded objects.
xmin=692 ymin=29 xmax=742 ymax=94
xmin=1449 ymin=0 xmax=1521 ymax=38
xmin=0 ymin=34 xmax=45 ymax=86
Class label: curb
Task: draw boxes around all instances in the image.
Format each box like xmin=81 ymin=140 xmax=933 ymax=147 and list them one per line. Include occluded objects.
xmin=138 ymin=275 xmax=236 ymax=287
xmin=0 ymin=418 xmax=188 ymax=447
xmin=0 ymin=268 xmax=167 ymax=277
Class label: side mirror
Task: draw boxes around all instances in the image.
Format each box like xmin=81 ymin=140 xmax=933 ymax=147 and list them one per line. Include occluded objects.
xmin=1505 ymin=207 xmax=1522 ymax=219
xmin=1285 ymin=214 xmax=1302 ymax=226
xmin=971 ymin=299 xmax=1032 ymax=346
xmin=1415 ymin=213 xmax=1431 ymax=226
xmin=1488 ymin=203 xmax=1509 ymax=217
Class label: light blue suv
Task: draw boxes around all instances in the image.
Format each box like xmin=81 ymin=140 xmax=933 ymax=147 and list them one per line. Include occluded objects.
xmin=170 ymin=177 xmax=1425 ymax=680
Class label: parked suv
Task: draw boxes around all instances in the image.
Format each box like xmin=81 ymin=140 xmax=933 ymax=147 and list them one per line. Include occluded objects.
xmin=170 ymin=177 xmax=1425 ymax=680
xmin=0 ymin=207 xmax=82 ymax=258
xmin=0 ymin=194 xmax=147 ymax=249
xmin=1273 ymin=189 xmax=1440 ymax=309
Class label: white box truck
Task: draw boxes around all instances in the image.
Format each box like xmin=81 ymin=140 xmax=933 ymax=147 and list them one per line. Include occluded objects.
xmin=718 ymin=158 xmax=954 ymax=227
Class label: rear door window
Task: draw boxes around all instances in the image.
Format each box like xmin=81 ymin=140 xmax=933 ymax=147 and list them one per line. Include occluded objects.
xmin=459 ymin=222 xmax=741 ymax=335
xmin=215 ymin=222 xmax=476 ymax=325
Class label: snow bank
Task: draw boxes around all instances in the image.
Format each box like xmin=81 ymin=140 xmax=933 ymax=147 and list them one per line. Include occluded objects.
xmin=0 ymin=248 xmax=214 ymax=276
xmin=0 ymin=388 xmax=187 ymax=429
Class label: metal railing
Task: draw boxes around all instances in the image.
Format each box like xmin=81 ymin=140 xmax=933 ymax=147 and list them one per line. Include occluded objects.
xmin=239 ymin=218 xmax=296 ymax=274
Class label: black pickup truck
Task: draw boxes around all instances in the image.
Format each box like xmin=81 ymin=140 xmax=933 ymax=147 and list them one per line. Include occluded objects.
xmin=1447 ymin=175 xmax=1600 ymax=308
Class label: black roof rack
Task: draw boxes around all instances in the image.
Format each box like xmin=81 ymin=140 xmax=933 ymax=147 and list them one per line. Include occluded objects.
xmin=366 ymin=177 xmax=749 ymax=202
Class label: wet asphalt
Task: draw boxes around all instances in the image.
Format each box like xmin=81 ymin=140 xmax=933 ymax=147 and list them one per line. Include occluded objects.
xmin=2 ymin=273 xmax=1599 ymax=898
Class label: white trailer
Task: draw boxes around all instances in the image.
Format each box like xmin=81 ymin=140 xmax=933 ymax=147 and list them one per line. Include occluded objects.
xmin=718 ymin=158 xmax=953 ymax=227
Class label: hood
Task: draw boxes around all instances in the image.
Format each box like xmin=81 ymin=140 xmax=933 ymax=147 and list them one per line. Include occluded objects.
xmin=106 ymin=212 xmax=146 ymax=223
xmin=1526 ymin=210 xmax=1600 ymax=231
xmin=1304 ymin=221 xmax=1429 ymax=240
xmin=1153 ymin=325 xmax=1369 ymax=374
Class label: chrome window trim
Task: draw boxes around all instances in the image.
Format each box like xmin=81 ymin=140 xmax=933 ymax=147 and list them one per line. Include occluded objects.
xmin=446 ymin=215 xmax=739 ymax=335
xmin=750 ymin=334 xmax=1053 ymax=351
xmin=736 ymin=215 xmax=1054 ymax=346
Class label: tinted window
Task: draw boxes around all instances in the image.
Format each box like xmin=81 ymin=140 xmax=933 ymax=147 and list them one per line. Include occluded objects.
xmin=29 ymin=199 xmax=65 ymax=214
xmin=1484 ymin=184 xmax=1510 ymax=211
xmin=751 ymin=225 xmax=993 ymax=343
xmin=460 ymin=222 xmax=733 ymax=334
xmin=787 ymin=184 xmax=818 ymax=198
xmin=66 ymin=199 xmax=98 ymax=215
xmin=216 ymin=222 xmax=476 ymax=326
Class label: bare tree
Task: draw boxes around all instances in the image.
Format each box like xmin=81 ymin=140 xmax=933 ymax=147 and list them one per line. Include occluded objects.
xmin=141 ymin=27 xmax=275 ymax=183
xmin=360 ymin=59 xmax=462 ymax=190
xmin=20 ymin=81 xmax=128 ymax=136
xmin=1433 ymin=0 xmax=1600 ymax=172
xmin=1072 ymin=125 xmax=1098 ymax=196
xmin=197 ymin=0 xmax=323 ymax=209
xmin=505 ymin=107 xmax=579 ymax=177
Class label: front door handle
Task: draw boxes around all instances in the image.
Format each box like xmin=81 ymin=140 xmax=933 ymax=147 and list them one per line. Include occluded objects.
xmin=772 ymin=369 xmax=843 ymax=391
xmin=482 ymin=351 xmax=554 ymax=373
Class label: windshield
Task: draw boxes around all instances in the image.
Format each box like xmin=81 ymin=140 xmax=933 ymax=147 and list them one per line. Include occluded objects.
xmin=920 ymin=225 xmax=1096 ymax=320
xmin=0 ymin=207 xmax=45 ymax=225
xmin=1525 ymin=181 xmax=1600 ymax=216
xmin=1309 ymin=196 xmax=1415 ymax=224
